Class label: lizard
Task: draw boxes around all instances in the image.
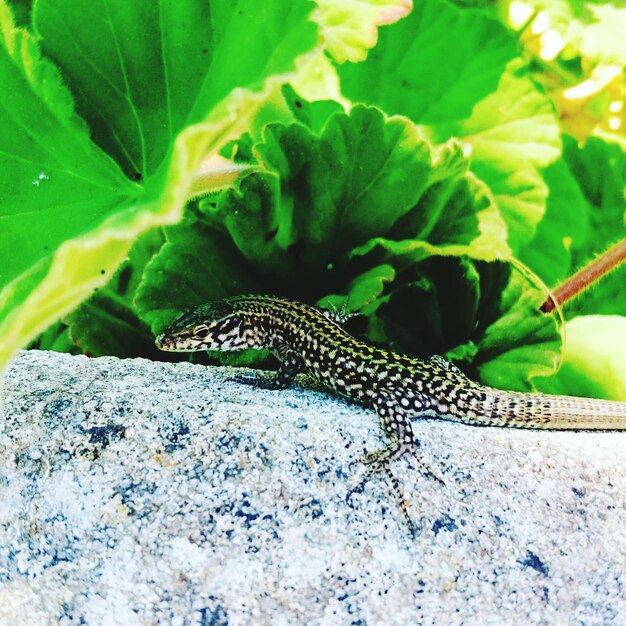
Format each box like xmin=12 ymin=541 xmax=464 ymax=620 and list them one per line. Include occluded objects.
xmin=155 ymin=295 xmax=626 ymax=472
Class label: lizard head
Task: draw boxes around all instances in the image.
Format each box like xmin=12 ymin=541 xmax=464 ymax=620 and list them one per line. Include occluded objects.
xmin=155 ymin=299 xmax=261 ymax=352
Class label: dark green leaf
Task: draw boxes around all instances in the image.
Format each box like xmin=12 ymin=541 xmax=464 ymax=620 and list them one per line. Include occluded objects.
xmin=135 ymin=211 xmax=260 ymax=337
xmin=346 ymin=255 xmax=561 ymax=391
xmin=64 ymin=230 xmax=165 ymax=358
xmin=65 ymin=292 xmax=159 ymax=359
xmin=209 ymin=105 xmax=507 ymax=301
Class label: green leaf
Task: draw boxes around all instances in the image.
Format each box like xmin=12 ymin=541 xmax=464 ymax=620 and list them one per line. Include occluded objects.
xmin=376 ymin=256 xmax=482 ymax=358
xmin=318 ymin=264 xmax=397 ymax=313
xmin=521 ymin=136 xmax=626 ymax=316
xmin=430 ymin=60 xmax=562 ymax=251
xmin=28 ymin=321 xmax=78 ymax=354
xmin=358 ymin=256 xmax=561 ymax=391
xmin=281 ymin=84 xmax=344 ymax=135
xmin=518 ymin=155 xmax=590 ymax=286
xmin=64 ymin=230 xmax=165 ymax=358
xmin=444 ymin=340 xmax=478 ymax=364
xmin=210 ymin=105 xmax=508 ymax=298
xmin=563 ymin=136 xmax=626 ymax=317
xmin=0 ymin=0 xmax=318 ymax=370
xmin=211 ymin=106 xmax=434 ymax=287
xmin=336 ymin=0 xmax=517 ymax=124
xmin=350 ymin=166 xmax=510 ymax=263
xmin=565 ymin=138 xmax=626 ymax=264
xmin=5 ymin=0 xmax=30 ymax=27
xmin=135 ymin=209 xmax=269 ymax=367
xmin=34 ymin=0 xmax=318 ymax=180
xmin=335 ymin=0 xmax=560 ymax=252
xmin=64 ymin=292 xmax=159 ymax=359
xmin=536 ymin=315 xmax=626 ymax=401
xmin=472 ymin=263 xmax=561 ymax=391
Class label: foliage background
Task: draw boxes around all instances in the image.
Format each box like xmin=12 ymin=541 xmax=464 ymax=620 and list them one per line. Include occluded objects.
xmin=1 ymin=0 xmax=625 ymax=399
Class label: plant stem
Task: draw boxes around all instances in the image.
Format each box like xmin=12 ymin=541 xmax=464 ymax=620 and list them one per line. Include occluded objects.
xmin=541 ymin=239 xmax=626 ymax=313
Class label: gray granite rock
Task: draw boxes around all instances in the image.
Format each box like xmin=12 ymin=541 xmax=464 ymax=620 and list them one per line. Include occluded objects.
xmin=1 ymin=350 xmax=625 ymax=625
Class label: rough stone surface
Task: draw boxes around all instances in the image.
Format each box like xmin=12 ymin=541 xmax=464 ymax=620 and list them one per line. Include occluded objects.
xmin=1 ymin=350 xmax=625 ymax=626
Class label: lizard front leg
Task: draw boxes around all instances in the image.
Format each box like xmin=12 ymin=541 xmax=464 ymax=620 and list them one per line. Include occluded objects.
xmin=234 ymin=341 xmax=304 ymax=390
xmin=269 ymin=338 xmax=305 ymax=388
xmin=275 ymin=349 xmax=305 ymax=387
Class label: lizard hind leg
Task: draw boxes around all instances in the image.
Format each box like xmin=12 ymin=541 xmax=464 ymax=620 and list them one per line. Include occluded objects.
xmin=365 ymin=387 xmax=445 ymax=485
xmin=352 ymin=387 xmax=444 ymax=535
xmin=315 ymin=301 xmax=359 ymax=327
xmin=427 ymin=355 xmax=465 ymax=376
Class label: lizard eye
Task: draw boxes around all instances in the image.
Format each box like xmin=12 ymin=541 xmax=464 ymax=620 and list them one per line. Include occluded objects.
xmin=194 ymin=326 xmax=210 ymax=338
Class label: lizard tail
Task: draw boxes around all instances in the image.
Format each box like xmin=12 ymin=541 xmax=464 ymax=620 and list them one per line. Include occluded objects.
xmin=470 ymin=389 xmax=626 ymax=430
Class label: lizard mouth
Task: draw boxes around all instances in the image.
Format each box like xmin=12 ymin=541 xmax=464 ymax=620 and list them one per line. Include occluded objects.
xmin=155 ymin=332 xmax=204 ymax=352
xmin=154 ymin=333 xmax=171 ymax=350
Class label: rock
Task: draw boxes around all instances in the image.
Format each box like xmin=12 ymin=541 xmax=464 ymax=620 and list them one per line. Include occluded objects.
xmin=1 ymin=350 xmax=625 ymax=625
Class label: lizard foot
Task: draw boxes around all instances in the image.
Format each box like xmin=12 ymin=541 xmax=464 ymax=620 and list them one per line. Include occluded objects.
xmin=232 ymin=374 xmax=282 ymax=390
xmin=347 ymin=450 xmax=419 ymax=538
xmin=358 ymin=442 xmax=446 ymax=487
xmin=348 ymin=442 xmax=444 ymax=539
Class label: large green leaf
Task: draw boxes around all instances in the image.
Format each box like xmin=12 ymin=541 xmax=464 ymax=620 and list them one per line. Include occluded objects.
xmin=336 ymin=0 xmax=517 ymax=124
xmin=0 ymin=0 xmax=318 ymax=369
xmin=430 ymin=60 xmax=562 ymax=251
xmin=137 ymin=105 xmax=452 ymax=319
xmin=34 ymin=0 xmax=318 ymax=180
xmin=335 ymin=0 xmax=560 ymax=251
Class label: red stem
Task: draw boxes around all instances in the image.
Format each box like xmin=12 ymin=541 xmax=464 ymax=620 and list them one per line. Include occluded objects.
xmin=541 ymin=239 xmax=626 ymax=313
